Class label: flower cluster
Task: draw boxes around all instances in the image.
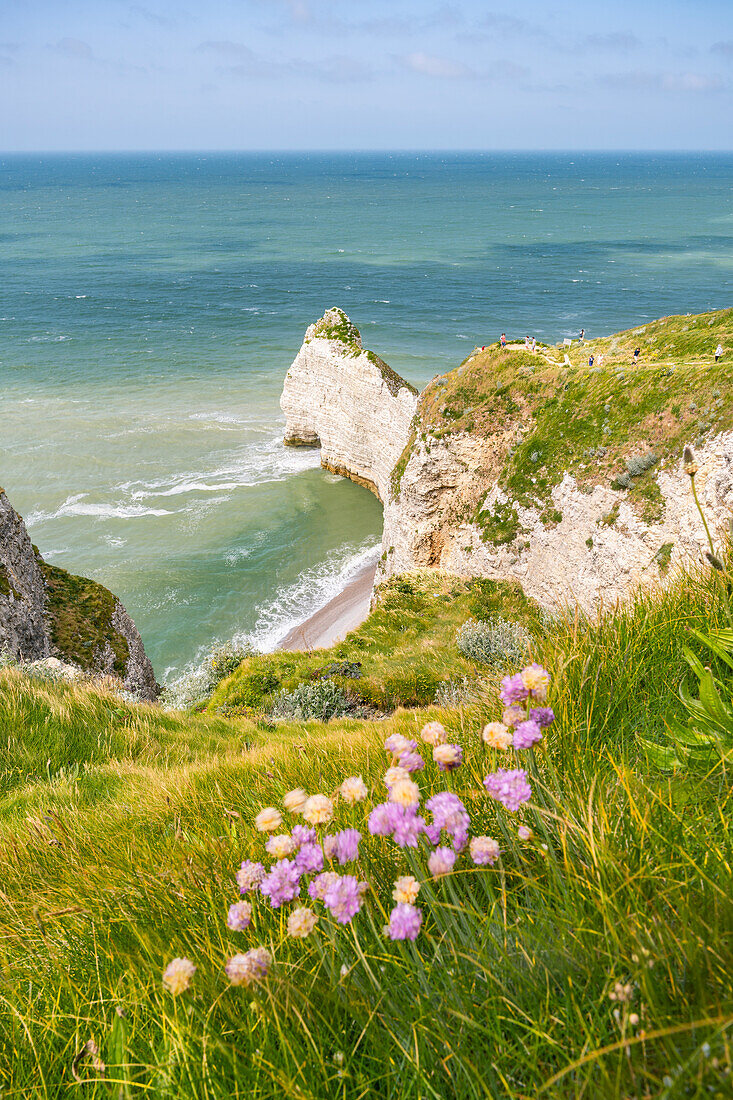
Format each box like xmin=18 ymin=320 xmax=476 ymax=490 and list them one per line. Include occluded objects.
xmin=163 ymin=662 xmax=552 ymax=993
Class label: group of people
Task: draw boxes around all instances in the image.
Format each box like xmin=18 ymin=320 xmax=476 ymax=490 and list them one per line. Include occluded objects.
xmin=491 ymin=331 xmax=725 ymax=366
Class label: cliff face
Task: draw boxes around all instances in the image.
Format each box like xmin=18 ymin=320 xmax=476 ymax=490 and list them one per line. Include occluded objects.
xmin=0 ymin=488 xmax=159 ymax=700
xmin=281 ymin=308 xmax=418 ymax=502
xmin=380 ymin=430 xmax=733 ymax=610
xmin=281 ymin=307 xmax=733 ymax=614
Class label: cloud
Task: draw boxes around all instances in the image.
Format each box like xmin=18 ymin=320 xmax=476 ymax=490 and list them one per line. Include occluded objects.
xmin=711 ymin=40 xmax=733 ymax=59
xmin=128 ymin=4 xmax=179 ymax=29
xmin=582 ymin=32 xmax=641 ymax=52
xmin=402 ymin=52 xmax=470 ymax=79
xmin=209 ymin=42 xmax=374 ymax=83
xmin=600 ymin=69 xmax=724 ymax=93
xmin=197 ymin=40 xmax=254 ymax=58
xmin=53 ymin=37 xmax=94 ymax=61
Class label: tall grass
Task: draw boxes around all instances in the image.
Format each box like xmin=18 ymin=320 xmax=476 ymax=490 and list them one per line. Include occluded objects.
xmin=0 ymin=566 xmax=731 ymax=1097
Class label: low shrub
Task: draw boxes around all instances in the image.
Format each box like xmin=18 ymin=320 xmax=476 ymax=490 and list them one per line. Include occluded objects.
xmin=162 ymin=640 xmax=252 ymax=709
xmin=271 ymin=681 xmax=356 ymax=722
xmin=456 ymin=617 xmax=529 ymax=668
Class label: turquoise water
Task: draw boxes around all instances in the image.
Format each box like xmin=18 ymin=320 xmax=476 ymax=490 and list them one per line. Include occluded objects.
xmin=1 ymin=152 xmax=731 ymax=677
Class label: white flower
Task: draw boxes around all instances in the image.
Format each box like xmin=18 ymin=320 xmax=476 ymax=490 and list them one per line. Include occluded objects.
xmin=265 ymin=833 xmax=296 ymax=859
xmin=340 ymin=775 xmax=368 ymax=803
xmin=392 ymin=875 xmax=420 ymax=904
xmin=433 ymin=743 xmax=461 ymax=767
xmin=283 ymin=788 xmax=308 ymax=813
xmin=389 ymin=778 xmax=420 ymax=808
xmin=255 ymin=807 xmax=282 ymax=832
xmin=162 ymin=957 xmax=196 ymax=995
xmin=302 ymin=794 xmax=333 ymax=826
xmin=420 ymin=721 xmax=447 ymax=745
xmin=287 ymin=907 xmax=319 ymax=938
xmin=482 ymin=722 xmax=512 ymax=750
xmin=384 ymin=765 xmax=409 ymax=787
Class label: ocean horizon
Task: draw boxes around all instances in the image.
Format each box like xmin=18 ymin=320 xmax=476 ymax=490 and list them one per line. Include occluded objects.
xmin=2 ymin=150 xmax=732 ymax=679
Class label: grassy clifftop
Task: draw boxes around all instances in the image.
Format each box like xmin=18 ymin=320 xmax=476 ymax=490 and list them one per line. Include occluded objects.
xmin=406 ymin=307 xmax=733 ymax=535
xmin=1 ymin=559 xmax=731 ymax=1095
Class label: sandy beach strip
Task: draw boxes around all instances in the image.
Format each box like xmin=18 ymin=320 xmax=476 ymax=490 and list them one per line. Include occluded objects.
xmin=277 ymin=559 xmax=377 ymax=652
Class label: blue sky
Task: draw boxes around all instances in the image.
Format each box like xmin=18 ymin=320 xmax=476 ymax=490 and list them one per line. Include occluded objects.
xmin=0 ymin=0 xmax=731 ymax=150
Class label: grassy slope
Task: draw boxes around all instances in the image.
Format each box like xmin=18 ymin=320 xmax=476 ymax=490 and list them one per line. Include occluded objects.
xmin=207 ymin=572 xmax=543 ymax=714
xmin=1 ymin=564 xmax=731 ymax=1097
xmin=408 ymin=307 xmax=733 ymax=538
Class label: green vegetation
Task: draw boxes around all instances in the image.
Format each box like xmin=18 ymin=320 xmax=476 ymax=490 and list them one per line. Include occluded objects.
xmin=1 ymin=558 xmax=731 ymax=1096
xmin=312 ymin=308 xmax=417 ymax=397
xmin=0 ymin=563 xmax=18 ymax=599
xmin=400 ymin=309 xmax=733 ymax=544
xmin=209 ymin=573 xmax=542 ymax=715
xmin=36 ymin=556 xmax=130 ymax=675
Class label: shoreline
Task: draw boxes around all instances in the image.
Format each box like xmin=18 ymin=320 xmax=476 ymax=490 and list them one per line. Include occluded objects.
xmin=277 ymin=558 xmax=377 ymax=652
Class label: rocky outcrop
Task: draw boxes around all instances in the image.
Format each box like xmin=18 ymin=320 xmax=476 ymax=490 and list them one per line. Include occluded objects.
xmin=281 ymin=308 xmax=418 ymax=503
xmin=0 ymin=488 xmax=159 ymax=700
xmin=0 ymin=489 xmax=51 ymax=661
xmin=380 ymin=431 xmax=733 ymax=612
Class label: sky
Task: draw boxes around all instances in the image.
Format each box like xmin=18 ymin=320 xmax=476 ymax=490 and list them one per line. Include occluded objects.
xmin=0 ymin=0 xmax=731 ymax=151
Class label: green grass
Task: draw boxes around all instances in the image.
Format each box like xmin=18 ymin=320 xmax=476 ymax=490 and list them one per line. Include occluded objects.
xmin=208 ymin=572 xmax=543 ymax=715
xmin=1 ymin=562 xmax=731 ymax=1096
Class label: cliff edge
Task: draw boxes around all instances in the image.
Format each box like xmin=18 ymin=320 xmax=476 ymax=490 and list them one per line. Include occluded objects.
xmin=281 ymin=308 xmax=418 ymax=502
xmin=281 ymin=306 xmax=733 ymax=613
xmin=0 ymin=488 xmax=159 ymax=700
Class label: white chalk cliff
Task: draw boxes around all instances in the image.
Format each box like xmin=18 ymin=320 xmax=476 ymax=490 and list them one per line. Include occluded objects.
xmin=282 ymin=310 xmax=733 ymax=613
xmin=281 ymin=308 xmax=418 ymax=503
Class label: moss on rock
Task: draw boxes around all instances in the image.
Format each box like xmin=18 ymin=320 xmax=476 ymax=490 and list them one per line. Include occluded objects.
xmin=37 ymin=557 xmax=130 ymax=676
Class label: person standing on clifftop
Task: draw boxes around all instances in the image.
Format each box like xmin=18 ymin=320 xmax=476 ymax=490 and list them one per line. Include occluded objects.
xmin=579 ymin=328 xmax=585 ymax=341
xmin=715 ymin=343 xmax=724 ymax=362
xmin=632 ymin=347 xmax=640 ymax=364
xmin=500 ymin=333 xmax=507 ymax=349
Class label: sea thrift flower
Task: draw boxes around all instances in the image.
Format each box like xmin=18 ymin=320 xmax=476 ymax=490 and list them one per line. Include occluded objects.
xmin=323 ymin=875 xmax=365 ymax=924
xmin=255 ymin=807 xmax=282 ymax=833
xmin=308 ymin=871 xmax=340 ymax=900
xmin=398 ymin=751 xmax=425 ymax=773
xmin=303 ymin=794 xmax=333 ymax=826
xmin=323 ymin=835 xmax=338 ymax=859
xmin=433 ymin=743 xmax=463 ymax=771
xmin=387 ymin=903 xmax=423 ymax=941
xmin=608 ymin=981 xmax=634 ymax=1004
xmin=162 ymin=957 xmax=196 ymax=995
xmin=470 ymin=836 xmax=501 ymax=866
xmin=384 ymin=734 xmax=414 ymax=756
xmin=420 ymin=721 xmax=447 ymax=745
xmin=226 ymin=900 xmax=253 ymax=931
xmin=265 ymin=833 xmax=296 ymax=859
xmin=384 ymin=765 xmax=410 ymax=788
xmin=287 ymin=907 xmax=319 ymax=938
xmin=259 ymin=859 xmax=301 ymax=908
xmin=502 ymin=706 xmax=526 ymax=728
xmin=392 ymin=875 xmax=420 ymax=904
xmin=529 ymin=706 xmax=555 ymax=728
xmin=392 ymin=806 xmax=426 ymax=848
xmin=428 ymin=846 xmax=456 ymax=877
xmin=294 ymin=842 xmax=324 ymax=876
xmin=484 ymin=768 xmax=532 ymax=812
xmin=283 ymin=788 xmax=308 ymax=814
xmin=483 ymin=722 xmax=513 ymax=750
xmin=237 ymin=860 xmax=265 ymax=895
xmin=389 ymin=778 xmax=421 ymax=808
xmin=521 ymin=663 xmax=551 ymax=701
xmin=225 ymin=947 xmax=271 ymax=987
xmin=333 ymin=828 xmax=361 ymax=865
xmin=513 ymin=719 xmax=543 ymax=750
xmin=500 ymin=672 xmax=530 ymax=706
xmin=368 ymin=802 xmax=397 ymax=836
xmin=426 ymin=792 xmax=470 ymax=850
xmin=340 ymin=775 xmax=368 ymax=803
xmin=518 ymin=825 xmax=533 ymax=840
xmin=291 ymin=824 xmax=317 ymax=848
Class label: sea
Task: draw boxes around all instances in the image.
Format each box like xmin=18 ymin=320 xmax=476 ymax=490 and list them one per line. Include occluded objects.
xmin=1 ymin=152 xmax=731 ymax=680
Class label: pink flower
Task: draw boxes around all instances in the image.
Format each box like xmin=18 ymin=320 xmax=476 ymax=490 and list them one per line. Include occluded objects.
xmin=428 ymin=846 xmax=456 ymax=877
